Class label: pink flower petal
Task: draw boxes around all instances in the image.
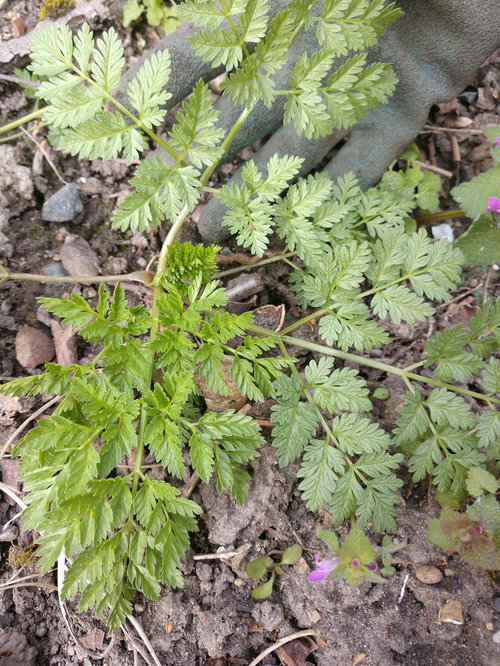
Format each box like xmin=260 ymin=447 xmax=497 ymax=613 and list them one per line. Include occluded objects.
xmin=487 ymin=197 xmax=500 ymax=213
xmin=308 ymin=569 xmax=330 ymax=582
xmin=307 ymin=555 xmax=339 ymax=582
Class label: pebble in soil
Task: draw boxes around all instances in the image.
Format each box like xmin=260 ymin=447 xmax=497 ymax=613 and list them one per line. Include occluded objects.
xmin=41 ymin=184 xmax=83 ymax=222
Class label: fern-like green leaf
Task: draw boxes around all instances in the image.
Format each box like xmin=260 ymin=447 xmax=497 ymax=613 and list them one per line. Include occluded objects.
xmin=127 ymin=49 xmax=172 ymax=128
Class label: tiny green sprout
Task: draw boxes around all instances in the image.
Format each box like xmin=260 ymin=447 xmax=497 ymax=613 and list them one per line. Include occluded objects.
xmin=123 ymin=0 xmax=180 ymax=34
xmin=246 ymin=544 xmax=302 ymax=600
xmin=372 ymin=387 xmax=390 ymax=400
xmin=312 ymin=524 xmax=404 ymax=587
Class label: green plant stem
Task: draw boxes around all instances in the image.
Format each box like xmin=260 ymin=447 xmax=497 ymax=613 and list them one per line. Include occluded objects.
xmin=404 ymin=360 xmax=426 ymax=372
xmin=66 ymin=61 xmax=180 ymax=162
xmin=248 ymin=323 xmax=500 ymax=405
xmin=215 ymin=251 xmax=296 ymax=278
xmin=131 ymin=406 xmax=148 ymax=498
xmin=0 ymin=271 xmax=153 ymax=286
xmin=220 ymin=0 xmax=251 ymax=59
xmin=200 ymin=106 xmax=253 ymax=186
xmin=0 ymin=108 xmax=45 ymax=136
xmin=277 ymin=337 xmax=335 ymax=445
xmin=416 ymin=209 xmax=465 ymax=224
xmin=280 ymin=308 xmax=328 ymax=335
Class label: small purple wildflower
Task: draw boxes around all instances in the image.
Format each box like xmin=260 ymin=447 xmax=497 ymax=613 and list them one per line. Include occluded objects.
xmin=308 ymin=553 xmax=338 ymax=582
xmin=496 ymin=137 xmax=500 ymax=146
xmin=351 ymin=559 xmax=360 ymax=568
xmin=367 ymin=562 xmax=378 ymax=571
xmin=487 ymin=197 xmax=500 ymax=213
xmin=476 ymin=525 xmax=484 ymax=535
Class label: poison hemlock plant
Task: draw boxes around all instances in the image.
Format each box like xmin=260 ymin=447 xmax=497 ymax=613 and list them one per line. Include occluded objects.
xmin=0 ymin=0 xmax=498 ymax=629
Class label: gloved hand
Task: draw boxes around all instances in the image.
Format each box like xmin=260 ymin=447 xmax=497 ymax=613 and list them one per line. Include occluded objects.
xmin=115 ymin=0 xmax=500 ymax=243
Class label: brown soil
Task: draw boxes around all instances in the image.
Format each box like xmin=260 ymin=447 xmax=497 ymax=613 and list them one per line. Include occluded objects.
xmin=0 ymin=3 xmax=499 ymax=665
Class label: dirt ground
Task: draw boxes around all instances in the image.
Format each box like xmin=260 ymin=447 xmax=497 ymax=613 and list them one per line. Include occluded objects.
xmin=0 ymin=2 xmax=499 ymax=665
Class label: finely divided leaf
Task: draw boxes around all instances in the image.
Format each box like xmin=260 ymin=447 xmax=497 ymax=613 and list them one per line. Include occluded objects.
xmin=127 ymin=50 xmax=172 ymax=128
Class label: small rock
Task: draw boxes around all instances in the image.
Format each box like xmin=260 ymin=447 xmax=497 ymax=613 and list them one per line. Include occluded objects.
xmin=42 ymin=184 xmax=83 ymax=222
xmin=225 ymin=273 xmax=264 ymax=302
xmin=60 ymin=234 xmax=100 ymax=277
xmin=0 ymin=313 xmax=15 ymax=329
xmin=353 ymin=654 xmax=367 ymax=666
xmin=35 ymin=625 xmax=47 ymax=638
xmin=15 ymin=326 xmax=55 ymax=368
xmin=431 ymin=223 xmax=454 ymax=243
xmin=438 ymin=599 xmax=463 ymax=625
xmin=307 ymin=609 xmax=321 ymax=625
xmin=0 ymin=525 xmax=18 ymax=542
xmin=0 ymin=395 xmax=23 ymax=414
xmin=415 ymin=565 xmax=443 ymax=585
xmin=493 ymin=630 xmax=500 ymax=644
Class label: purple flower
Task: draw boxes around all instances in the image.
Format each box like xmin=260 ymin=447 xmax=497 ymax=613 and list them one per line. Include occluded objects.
xmin=476 ymin=525 xmax=484 ymax=535
xmin=308 ymin=553 xmax=339 ymax=582
xmin=367 ymin=562 xmax=378 ymax=571
xmin=351 ymin=559 xmax=360 ymax=567
xmin=487 ymin=197 xmax=500 ymax=213
xmin=496 ymin=137 xmax=500 ymax=146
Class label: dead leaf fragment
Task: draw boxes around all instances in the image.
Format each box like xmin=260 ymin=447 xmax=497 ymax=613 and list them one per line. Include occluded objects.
xmin=352 ymin=653 xmax=367 ymax=666
xmin=198 ymin=356 xmax=246 ymax=412
xmin=80 ymin=628 xmax=105 ymax=652
xmin=416 ymin=565 xmax=443 ymax=585
xmin=11 ymin=17 xmax=25 ymax=37
xmin=277 ymin=636 xmax=318 ymax=666
xmin=253 ymin=303 xmax=286 ymax=332
xmin=50 ymin=321 xmax=78 ymax=366
xmin=438 ymin=599 xmax=463 ymax=625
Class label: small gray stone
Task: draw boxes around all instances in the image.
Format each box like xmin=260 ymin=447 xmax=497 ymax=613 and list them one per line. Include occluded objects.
xmin=493 ymin=629 xmax=500 ymax=644
xmin=42 ymin=184 xmax=83 ymax=222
